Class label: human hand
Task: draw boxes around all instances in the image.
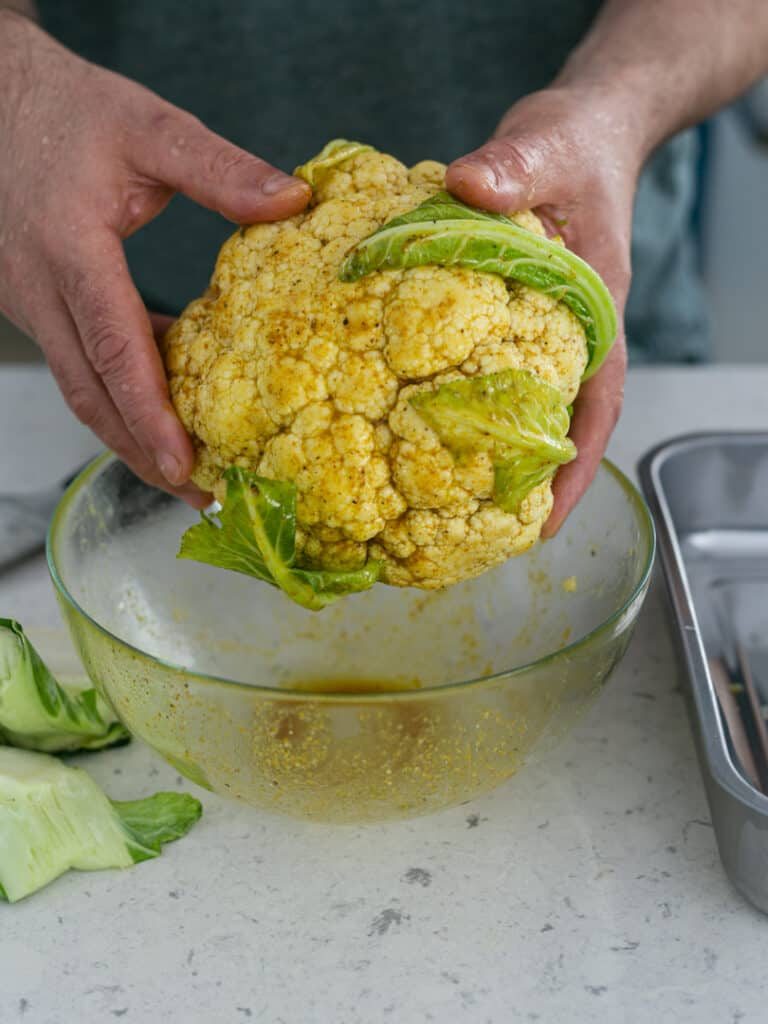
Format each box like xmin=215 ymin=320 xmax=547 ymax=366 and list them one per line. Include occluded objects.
xmin=0 ymin=12 xmax=310 ymax=505
xmin=446 ymin=87 xmax=643 ymax=536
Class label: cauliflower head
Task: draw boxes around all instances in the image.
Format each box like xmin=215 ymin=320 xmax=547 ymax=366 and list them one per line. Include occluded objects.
xmin=163 ymin=141 xmax=602 ymax=596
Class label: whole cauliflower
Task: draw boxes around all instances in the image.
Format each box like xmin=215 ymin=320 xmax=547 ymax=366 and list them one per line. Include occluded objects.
xmin=163 ymin=142 xmax=599 ymax=594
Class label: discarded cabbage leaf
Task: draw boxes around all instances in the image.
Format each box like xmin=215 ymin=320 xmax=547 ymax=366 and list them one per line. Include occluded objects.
xmin=0 ymin=747 xmax=202 ymax=903
xmin=0 ymin=618 xmax=129 ymax=753
xmin=178 ymin=467 xmax=379 ymax=611
xmin=410 ymin=369 xmax=577 ymax=514
xmin=340 ymin=190 xmax=617 ymax=379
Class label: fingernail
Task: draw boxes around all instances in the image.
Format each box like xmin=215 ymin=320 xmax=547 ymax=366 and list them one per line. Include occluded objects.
xmin=157 ymin=451 xmax=184 ymax=486
xmin=452 ymin=161 xmax=498 ymax=190
xmin=261 ymin=173 xmax=308 ymax=197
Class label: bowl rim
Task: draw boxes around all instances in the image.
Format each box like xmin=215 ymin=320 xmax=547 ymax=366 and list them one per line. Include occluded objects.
xmin=46 ymin=452 xmax=656 ymax=702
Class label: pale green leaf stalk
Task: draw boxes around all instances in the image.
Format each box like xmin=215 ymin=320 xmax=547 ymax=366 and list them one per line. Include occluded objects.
xmin=0 ymin=747 xmax=202 ymax=903
xmin=178 ymin=467 xmax=379 ymax=611
xmin=410 ymin=369 xmax=577 ymax=514
xmin=294 ymin=139 xmax=373 ymax=189
xmin=0 ymin=619 xmax=129 ymax=753
xmin=339 ymin=190 xmax=618 ymax=379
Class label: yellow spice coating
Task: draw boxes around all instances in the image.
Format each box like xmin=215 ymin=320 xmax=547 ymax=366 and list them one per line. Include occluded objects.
xmin=162 ymin=149 xmax=588 ymax=589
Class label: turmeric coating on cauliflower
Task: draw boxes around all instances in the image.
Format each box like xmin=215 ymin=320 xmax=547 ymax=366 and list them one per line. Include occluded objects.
xmin=162 ymin=145 xmax=591 ymax=591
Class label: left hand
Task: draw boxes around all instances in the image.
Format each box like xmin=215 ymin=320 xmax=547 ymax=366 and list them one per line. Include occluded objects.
xmin=446 ymin=86 xmax=644 ymax=536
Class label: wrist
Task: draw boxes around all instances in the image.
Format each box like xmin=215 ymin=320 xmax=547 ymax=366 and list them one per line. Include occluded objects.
xmin=552 ymin=20 xmax=707 ymax=161
xmin=0 ymin=8 xmax=34 ymax=26
xmin=525 ymin=80 xmax=653 ymax=175
xmin=553 ymin=67 xmax=674 ymax=164
xmin=0 ymin=7 xmax=42 ymax=44
xmin=0 ymin=2 xmax=38 ymax=19
xmin=0 ymin=11 xmax=44 ymax=117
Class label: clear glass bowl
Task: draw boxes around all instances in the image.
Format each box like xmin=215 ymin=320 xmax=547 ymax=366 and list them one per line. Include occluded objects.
xmin=47 ymin=454 xmax=655 ymax=822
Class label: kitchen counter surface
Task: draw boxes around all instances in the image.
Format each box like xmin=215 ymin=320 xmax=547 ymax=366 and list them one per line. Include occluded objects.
xmin=1 ymin=365 xmax=767 ymax=1024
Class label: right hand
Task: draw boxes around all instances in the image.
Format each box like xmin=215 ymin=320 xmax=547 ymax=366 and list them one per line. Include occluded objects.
xmin=0 ymin=12 xmax=311 ymax=504
xmin=446 ymin=86 xmax=638 ymax=537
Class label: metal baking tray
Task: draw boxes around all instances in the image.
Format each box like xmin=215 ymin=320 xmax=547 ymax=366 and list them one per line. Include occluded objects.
xmin=640 ymin=433 xmax=768 ymax=915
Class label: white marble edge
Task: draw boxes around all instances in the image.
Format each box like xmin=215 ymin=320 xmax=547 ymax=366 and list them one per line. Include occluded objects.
xmin=1 ymin=364 xmax=767 ymax=1024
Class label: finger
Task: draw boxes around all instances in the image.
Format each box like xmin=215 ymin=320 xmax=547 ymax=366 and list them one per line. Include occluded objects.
xmin=541 ymin=338 xmax=627 ymax=538
xmin=37 ymin=298 xmax=209 ymax=507
xmin=59 ymin=230 xmax=195 ymax=487
xmin=136 ymin=105 xmax=311 ymax=223
xmin=446 ymin=131 xmax=569 ymax=214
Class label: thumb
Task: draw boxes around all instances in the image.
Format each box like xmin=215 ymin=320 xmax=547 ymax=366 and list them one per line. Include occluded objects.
xmin=138 ymin=106 xmax=311 ymax=223
xmin=446 ymin=128 xmax=565 ymax=214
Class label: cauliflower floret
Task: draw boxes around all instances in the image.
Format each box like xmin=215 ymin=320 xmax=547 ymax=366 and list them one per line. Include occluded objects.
xmin=163 ymin=146 xmax=588 ymax=589
xmin=383 ymin=267 xmax=511 ymax=379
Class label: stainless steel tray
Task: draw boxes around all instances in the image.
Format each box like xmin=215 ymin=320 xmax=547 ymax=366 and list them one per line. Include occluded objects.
xmin=640 ymin=433 xmax=768 ymax=914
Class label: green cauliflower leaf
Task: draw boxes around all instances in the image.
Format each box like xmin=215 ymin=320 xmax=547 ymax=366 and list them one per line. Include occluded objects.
xmin=178 ymin=468 xmax=380 ymax=611
xmin=0 ymin=747 xmax=202 ymax=902
xmin=339 ymin=189 xmax=617 ymax=379
xmin=410 ymin=369 xmax=577 ymax=514
xmin=0 ymin=619 xmax=129 ymax=753
xmin=294 ymin=138 xmax=373 ymax=188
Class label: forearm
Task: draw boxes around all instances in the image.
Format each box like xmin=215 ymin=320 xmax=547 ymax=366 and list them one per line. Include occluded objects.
xmin=0 ymin=1 xmax=38 ymax=17
xmin=555 ymin=0 xmax=768 ymax=157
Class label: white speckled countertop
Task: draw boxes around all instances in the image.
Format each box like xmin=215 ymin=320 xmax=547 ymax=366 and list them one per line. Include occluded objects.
xmin=1 ymin=365 xmax=768 ymax=1024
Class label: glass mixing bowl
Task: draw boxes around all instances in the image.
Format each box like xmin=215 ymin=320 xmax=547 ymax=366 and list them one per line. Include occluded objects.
xmin=47 ymin=454 xmax=654 ymax=823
